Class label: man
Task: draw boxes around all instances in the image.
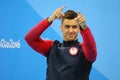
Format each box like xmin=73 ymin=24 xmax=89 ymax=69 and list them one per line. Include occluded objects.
xmin=25 ymin=6 xmax=97 ymax=80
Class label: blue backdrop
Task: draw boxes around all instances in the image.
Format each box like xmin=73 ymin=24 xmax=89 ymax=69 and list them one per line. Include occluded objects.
xmin=0 ymin=0 xmax=120 ymax=80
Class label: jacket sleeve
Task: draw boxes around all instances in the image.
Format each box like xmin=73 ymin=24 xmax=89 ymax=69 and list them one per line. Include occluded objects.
xmin=80 ymin=26 xmax=97 ymax=62
xmin=25 ymin=19 xmax=54 ymax=56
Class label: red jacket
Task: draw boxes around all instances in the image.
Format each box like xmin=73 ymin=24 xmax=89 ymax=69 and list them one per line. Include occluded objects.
xmin=25 ymin=19 xmax=97 ymax=62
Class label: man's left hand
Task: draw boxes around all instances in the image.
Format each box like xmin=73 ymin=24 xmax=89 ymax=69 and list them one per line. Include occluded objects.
xmin=75 ymin=12 xmax=87 ymax=30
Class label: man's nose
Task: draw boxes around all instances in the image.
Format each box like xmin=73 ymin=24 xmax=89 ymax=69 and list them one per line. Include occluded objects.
xmin=69 ymin=27 xmax=73 ymax=32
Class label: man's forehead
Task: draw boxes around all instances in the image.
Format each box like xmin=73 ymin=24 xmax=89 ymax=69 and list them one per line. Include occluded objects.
xmin=62 ymin=19 xmax=78 ymax=25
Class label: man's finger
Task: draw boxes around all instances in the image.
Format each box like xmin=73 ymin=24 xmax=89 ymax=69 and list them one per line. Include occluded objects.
xmin=78 ymin=11 xmax=81 ymax=15
xmin=75 ymin=11 xmax=81 ymax=20
xmin=75 ymin=17 xmax=78 ymax=21
xmin=62 ymin=13 xmax=65 ymax=17
xmin=60 ymin=6 xmax=65 ymax=11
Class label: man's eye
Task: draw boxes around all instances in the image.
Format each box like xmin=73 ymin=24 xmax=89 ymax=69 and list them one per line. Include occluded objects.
xmin=72 ymin=25 xmax=77 ymax=28
xmin=65 ymin=25 xmax=70 ymax=28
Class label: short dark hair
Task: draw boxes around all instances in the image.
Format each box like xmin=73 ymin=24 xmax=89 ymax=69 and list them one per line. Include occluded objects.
xmin=62 ymin=10 xmax=78 ymax=23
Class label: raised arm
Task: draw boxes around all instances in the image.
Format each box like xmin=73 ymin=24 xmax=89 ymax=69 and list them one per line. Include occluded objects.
xmin=25 ymin=6 xmax=66 ymax=56
xmin=75 ymin=11 xmax=97 ymax=62
xmin=25 ymin=19 xmax=53 ymax=56
xmin=80 ymin=27 xmax=97 ymax=62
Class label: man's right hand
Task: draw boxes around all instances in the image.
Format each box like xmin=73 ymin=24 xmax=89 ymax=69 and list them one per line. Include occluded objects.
xmin=48 ymin=6 xmax=65 ymax=23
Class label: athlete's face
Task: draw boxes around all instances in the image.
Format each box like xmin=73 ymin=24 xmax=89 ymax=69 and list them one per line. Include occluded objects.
xmin=61 ymin=19 xmax=79 ymax=41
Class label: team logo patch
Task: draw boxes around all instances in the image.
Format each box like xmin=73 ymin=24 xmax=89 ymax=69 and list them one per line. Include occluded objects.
xmin=69 ymin=47 xmax=78 ymax=56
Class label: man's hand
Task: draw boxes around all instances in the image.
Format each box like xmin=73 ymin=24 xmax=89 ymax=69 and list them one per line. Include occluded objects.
xmin=75 ymin=12 xmax=87 ymax=30
xmin=48 ymin=6 xmax=65 ymax=23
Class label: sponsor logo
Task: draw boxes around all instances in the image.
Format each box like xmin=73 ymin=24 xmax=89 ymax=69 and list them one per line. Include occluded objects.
xmin=69 ymin=47 xmax=78 ymax=56
xmin=0 ymin=39 xmax=21 ymax=48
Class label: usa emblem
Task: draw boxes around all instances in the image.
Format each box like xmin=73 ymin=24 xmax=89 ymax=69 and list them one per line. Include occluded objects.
xmin=69 ymin=47 xmax=78 ymax=56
